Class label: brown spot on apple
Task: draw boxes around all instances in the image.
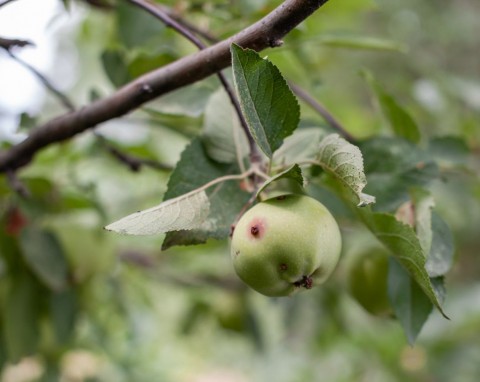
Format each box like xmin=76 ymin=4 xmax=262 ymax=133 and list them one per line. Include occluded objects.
xmin=247 ymin=217 xmax=266 ymax=239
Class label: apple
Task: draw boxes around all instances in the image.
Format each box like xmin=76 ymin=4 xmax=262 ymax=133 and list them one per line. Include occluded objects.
xmin=347 ymin=247 xmax=392 ymax=317
xmin=230 ymin=194 xmax=342 ymax=297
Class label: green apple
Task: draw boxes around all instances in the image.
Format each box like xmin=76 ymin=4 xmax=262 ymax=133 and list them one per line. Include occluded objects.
xmin=230 ymin=194 xmax=342 ymax=297
xmin=347 ymin=247 xmax=392 ymax=317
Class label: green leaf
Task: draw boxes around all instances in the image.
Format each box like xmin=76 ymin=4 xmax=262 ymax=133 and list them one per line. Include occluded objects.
xmin=19 ymin=112 xmax=37 ymax=130
xmin=231 ymin=44 xmax=300 ymax=158
xmin=50 ymin=289 xmax=78 ymax=344
xmin=162 ymin=138 xmax=250 ymax=249
xmin=150 ymin=81 xmax=216 ymax=117
xmin=105 ymin=190 xmax=210 ymax=235
xmin=410 ymin=188 xmax=435 ymax=256
xmin=359 ymin=137 xmax=439 ymax=211
xmin=128 ymin=51 xmax=176 ymax=79
xmin=101 ymin=49 xmax=131 ymax=88
xmin=428 ymin=136 xmax=471 ymax=168
xmin=388 ymin=258 xmax=433 ymax=345
xmin=17 ymin=177 xmax=60 ymax=216
xmin=364 ymin=72 xmax=420 ymax=143
xmin=116 ymin=2 xmax=165 ymax=49
xmin=431 ymin=276 xmax=447 ymax=304
xmin=359 ymin=210 xmax=448 ymax=318
xmin=256 ymin=164 xmax=304 ymax=198
xmin=319 ymin=35 xmax=408 ymax=53
xmin=426 ymin=213 xmax=454 ymax=277
xmin=202 ymin=87 xmax=250 ymax=163
xmin=317 ymin=134 xmax=375 ymax=207
xmin=19 ymin=227 xmax=69 ymax=291
xmin=273 ymin=127 xmax=326 ymax=165
xmin=3 ymin=271 xmax=43 ymax=362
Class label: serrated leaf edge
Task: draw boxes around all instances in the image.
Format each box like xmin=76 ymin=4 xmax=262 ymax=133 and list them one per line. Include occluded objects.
xmin=105 ymin=191 xmax=210 ymax=235
xmin=317 ymin=134 xmax=375 ymax=206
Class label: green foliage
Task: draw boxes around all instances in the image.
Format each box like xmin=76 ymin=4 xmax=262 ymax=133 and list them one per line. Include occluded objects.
xmin=101 ymin=49 xmax=130 ymax=88
xmin=347 ymin=247 xmax=391 ymax=317
xmin=231 ymin=44 xmax=300 ymax=158
xmin=316 ymin=134 xmax=375 ymax=206
xmin=2 ymin=270 xmax=43 ymax=362
xmin=388 ymin=258 xmax=434 ymax=345
xmin=363 ymin=71 xmax=421 ymax=143
xmin=360 ymin=137 xmax=439 ymax=211
xmin=115 ymin=2 xmax=165 ymax=49
xmin=202 ymin=87 xmax=250 ymax=164
xmin=255 ymin=164 xmax=304 ymax=197
xmin=426 ymin=213 xmax=455 ymax=277
xmin=162 ymin=138 xmax=250 ymax=249
xmin=358 ymin=210 xmax=446 ymax=316
xmin=19 ymin=227 xmax=69 ymax=291
xmin=318 ymin=34 xmax=408 ymax=52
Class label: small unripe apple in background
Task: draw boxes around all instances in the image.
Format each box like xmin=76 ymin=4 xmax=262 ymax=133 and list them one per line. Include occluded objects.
xmin=230 ymin=194 xmax=342 ymax=297
xmin=347 ymin=247 xmax=393 ymax=317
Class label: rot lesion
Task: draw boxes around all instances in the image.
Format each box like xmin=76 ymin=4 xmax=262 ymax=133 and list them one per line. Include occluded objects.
xmin=248 ymin=217 xmax=267 ymax=239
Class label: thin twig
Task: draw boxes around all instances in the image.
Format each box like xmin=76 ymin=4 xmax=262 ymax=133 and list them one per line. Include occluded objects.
xmin=119 ymin=250 xmax=155 ymax=268
xmin=126 ymin=0 xmax=258 ymax=161
xmin=162 ymin=7 xmax=218 ymax=44
xmin=82 ymin=0 xmax=114 ymax=10
xmin=6 ymin=50 xmax=75 ymax=112
xmin=288 ymin=82 xmax=355 ymax=142
xmin=127 ymin=0 xmax=204 ymax=48
xmin=0 ymin=37 xmax=33 ymax=50
xmin=6 ymin=170 xmax=30 ymax=198
xmin=95 ymin=133 xmax=173 ymax=172
xmin=0 ymin=0 xmax=330 ymax=173
xmin=0 ymin=0 xmax=18 ymax=8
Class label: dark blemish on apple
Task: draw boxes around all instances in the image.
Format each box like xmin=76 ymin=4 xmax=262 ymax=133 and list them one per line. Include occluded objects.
xmin=293 ymin=275 xmax=313 ymax=289
xmin=276 ymin=195 xmax=287 ymax=201
xmin=229 ymin=224 xmax=235 ymax=237
xmin=248 ymin=217 xmax=266 ymax=239
xmin=235 ymin=250 xmax=240 ymax=256
xmin=279 ymin=263 xmax=288 ymax=271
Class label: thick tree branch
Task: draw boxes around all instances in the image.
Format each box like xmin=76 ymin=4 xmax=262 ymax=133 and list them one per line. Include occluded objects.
xmin=0 ymin=0 xmax=329 ymax=173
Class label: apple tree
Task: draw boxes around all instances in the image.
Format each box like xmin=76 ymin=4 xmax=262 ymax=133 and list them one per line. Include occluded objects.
xmin=0 ymin=0 xmax=479 ymax=380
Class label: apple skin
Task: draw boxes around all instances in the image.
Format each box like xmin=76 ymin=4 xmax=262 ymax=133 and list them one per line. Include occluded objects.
xmin=230 ymin=194 xmax=342 ymax=297
xmin=347 ymin=248 xmax=392 ymax=317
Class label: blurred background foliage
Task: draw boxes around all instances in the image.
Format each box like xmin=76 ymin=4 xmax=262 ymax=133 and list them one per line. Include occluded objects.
xmin=0 ymin=0 xmax=479 ymax=381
